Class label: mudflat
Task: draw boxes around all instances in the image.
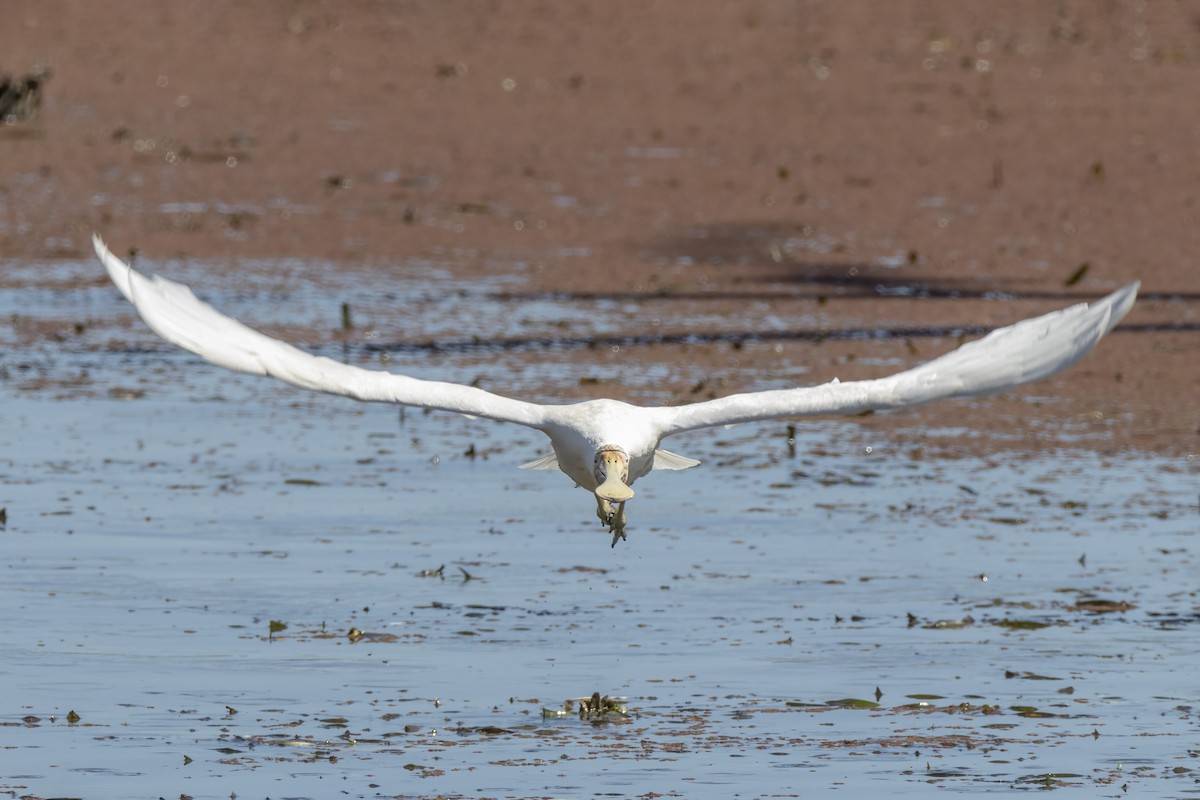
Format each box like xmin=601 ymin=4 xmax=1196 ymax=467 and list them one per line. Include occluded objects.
xmin=3 ymin=1 xmax=1196 ymax=455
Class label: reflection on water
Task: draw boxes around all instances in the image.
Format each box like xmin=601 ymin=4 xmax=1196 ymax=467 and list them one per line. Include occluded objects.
xmin=1 ymin=259 xmax=1196 ymax=798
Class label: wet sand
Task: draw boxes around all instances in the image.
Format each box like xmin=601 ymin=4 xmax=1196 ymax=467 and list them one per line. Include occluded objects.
xmin=2 ymin=1 xmax=1197 ymax=455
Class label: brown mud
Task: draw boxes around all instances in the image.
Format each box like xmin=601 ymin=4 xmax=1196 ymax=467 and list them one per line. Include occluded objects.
xmin=2 ymin=1 xmax=1197 ymax=456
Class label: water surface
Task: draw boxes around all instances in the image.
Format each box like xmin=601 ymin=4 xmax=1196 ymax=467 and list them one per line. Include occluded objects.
xmin=1 ymin=259 xmax=1196 ymax=798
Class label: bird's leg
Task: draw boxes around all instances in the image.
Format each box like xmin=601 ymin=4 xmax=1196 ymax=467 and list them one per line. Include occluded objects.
xmin=608 ymin=501 xmax=627 ymax=548
xmin=595 ymin=495 xmax=615 ymax=526
xmin=595 ymin=493 xmax=627 ymax=546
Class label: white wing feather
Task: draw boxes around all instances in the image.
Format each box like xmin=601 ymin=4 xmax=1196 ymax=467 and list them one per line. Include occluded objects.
xmin=519 ymin=453 xmax=560 ymax=470
xmin=654 ymin=283 xmax=1138 ymax=436
xmin=94 ymin=235 xmax=548 ymax=428
xmin=652 ymin=448 xmax=701 ymax=470
xmin=97 ymin=234 xmax=1136 ymax=445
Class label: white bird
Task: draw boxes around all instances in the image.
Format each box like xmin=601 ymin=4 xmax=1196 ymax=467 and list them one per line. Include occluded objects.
xmin=94 ymin=235 xmax=1138 ymax=546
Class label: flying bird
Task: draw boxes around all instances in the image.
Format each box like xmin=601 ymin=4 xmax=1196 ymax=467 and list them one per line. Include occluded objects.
xmin=94 ymin=235 xmax=1137 ymax=546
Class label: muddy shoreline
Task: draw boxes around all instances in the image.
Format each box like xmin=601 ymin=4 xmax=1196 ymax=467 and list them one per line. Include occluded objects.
xmin=2 ymin=1 xmax=1196 ymax=457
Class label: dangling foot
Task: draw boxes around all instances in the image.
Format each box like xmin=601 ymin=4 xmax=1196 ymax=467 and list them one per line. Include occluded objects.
xmin=608 ymin=501 xmax=627 ymax=548
xmin=596 ymin=495 xmax=614 ymax=526
xmin=594 ymin=488 xmax=628 ymax=547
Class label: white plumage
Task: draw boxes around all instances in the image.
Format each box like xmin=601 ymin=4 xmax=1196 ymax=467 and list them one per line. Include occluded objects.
xmin=94 ymin=235 xmax=1137 ymax=545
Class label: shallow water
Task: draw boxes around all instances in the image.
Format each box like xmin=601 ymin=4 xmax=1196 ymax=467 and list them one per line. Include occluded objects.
xmin=1 ymin=259 xmax=1197 ymax=798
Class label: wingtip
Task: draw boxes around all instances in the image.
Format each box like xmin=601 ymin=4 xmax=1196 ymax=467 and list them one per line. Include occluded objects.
xmin=1117 ymin=280 xmax=1140 ymax=302
xmin=91 ymin=231 xmax=118 ymax=266
xmin=92 ymin=232 xmax=120 ymax=265
xmin=92 ymin=231 xmax=141 ymax=305
xmin=1100 ymin=281 xmax=1139 ymax=335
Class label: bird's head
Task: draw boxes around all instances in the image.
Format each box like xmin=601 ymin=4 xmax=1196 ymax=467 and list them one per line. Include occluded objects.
xmin=593 ymin=444 xmax=634 ymax=502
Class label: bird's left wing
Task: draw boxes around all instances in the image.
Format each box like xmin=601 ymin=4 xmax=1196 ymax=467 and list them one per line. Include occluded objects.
xmin=653 ymin=283 xmax=1138 ymax=437
xmin=95 ymin=235 xmax=548 ymax=429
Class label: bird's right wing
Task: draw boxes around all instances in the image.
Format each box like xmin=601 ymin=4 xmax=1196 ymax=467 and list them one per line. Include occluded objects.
xmin=95 ymin=235 xmax=548 ymax=429
xmin=653 ymin=283 xmax=1138 ymax=436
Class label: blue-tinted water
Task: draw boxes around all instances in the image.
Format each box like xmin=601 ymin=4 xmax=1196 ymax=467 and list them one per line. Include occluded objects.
xmin=1 ymin=259 xmax=1196 ymax=798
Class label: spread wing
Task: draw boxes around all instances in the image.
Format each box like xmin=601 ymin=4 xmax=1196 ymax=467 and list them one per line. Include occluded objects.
xmin=519 ymin=447 xmax=700 ymax=472
xmin=653 ymin=283 xmax=1138 ymax=436
xmin=95 ymin=235 xmax=548 ymax=429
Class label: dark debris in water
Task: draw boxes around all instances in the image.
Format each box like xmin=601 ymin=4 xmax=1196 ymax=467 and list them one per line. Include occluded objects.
xmin=823 ymin=697 xmax=879 ymax=709
xmin=1010 ymin=705 xmax=1068 ymax=719
xmin=15 ymin=681 xmax=1179 ymax=794
xmin=991 ymin=618 xmax=1060 ymax=630
xmin=347 ymin=627 xmax=398 ymax=644
xmin=1004 ymin=670 xmax=1063 ymax=681
xmin=1070 ymin=598 xmax=1137 ymax=614
xmin=823 ymin=733 xmax=998 ymax=751
xmin=908 ymin=590 xmax=1155 ymax=634
xmin=542 ymin=691 xmax=630 ymax=722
